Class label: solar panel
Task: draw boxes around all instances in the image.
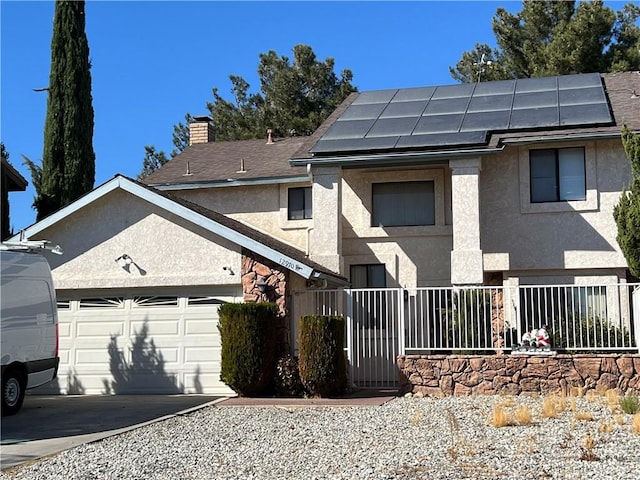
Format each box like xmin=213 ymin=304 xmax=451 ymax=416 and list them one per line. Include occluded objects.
xmin=310 ymin=72 xmax=613 ymax=155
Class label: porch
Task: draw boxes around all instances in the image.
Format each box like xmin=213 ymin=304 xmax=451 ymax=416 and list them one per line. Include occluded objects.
xmin=290 ymin=284 xmax=640 ymax=392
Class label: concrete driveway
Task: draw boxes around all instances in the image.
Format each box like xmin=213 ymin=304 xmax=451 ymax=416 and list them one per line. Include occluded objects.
xmin=1 ymin=394 xmax=221 ymax=470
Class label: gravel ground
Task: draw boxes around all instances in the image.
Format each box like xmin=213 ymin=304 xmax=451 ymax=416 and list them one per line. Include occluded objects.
xmin=2 ymin=395 xmax=639 ymax=480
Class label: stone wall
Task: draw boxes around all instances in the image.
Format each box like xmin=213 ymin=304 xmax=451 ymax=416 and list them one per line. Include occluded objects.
xmin=241 ymin=250 xmax=290 ymax=354
xmin=398 ymin=354 xmax=640 ymax=397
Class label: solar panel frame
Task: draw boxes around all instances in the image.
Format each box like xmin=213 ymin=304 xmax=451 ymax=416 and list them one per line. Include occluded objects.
xmin=309 ymin=72 xmax=613 ymax=156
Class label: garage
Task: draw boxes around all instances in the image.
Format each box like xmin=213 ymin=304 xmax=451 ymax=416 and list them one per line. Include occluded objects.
xmin=43 ymin=289 xmax=240 ymax=395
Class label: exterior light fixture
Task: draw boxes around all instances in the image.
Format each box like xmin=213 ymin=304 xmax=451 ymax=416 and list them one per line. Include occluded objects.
xmin=256 ymin=278 xmax=268 ymax=294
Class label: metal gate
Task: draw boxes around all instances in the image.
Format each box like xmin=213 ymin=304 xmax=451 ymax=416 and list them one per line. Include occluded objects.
xmin=290 ymin=289 xmax=402 ymax=388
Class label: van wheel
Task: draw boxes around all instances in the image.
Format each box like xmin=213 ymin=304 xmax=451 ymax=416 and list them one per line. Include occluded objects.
xmin=2 ymin=368 xmax=26 ymax=416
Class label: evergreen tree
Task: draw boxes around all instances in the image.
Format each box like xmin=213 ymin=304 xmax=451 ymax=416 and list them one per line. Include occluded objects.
xmin=137 ymin=113 xmax=191 ymax=179
xmin=25 ymin=0 xmax=95 ymax=220
xmin=141 ymin=44 xmax=356 ymax=177
xmin=451 ymin=1 xmax=640 ymax=83
xmin=1 ymin=143 xmax=13 ymax=240
xmin=614 ymin=127 xmax=640 ymax=279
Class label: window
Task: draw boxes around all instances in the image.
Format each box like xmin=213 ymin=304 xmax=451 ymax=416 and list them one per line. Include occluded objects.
xmin=371 ymin=181 xmax=434 ymax=227
xmin=288 ymin=187 xmax=312 ymax=220
xmin=350 ymin=264 xmax=386 ymax=288
xmin=530 ymin=147 xmax=586 ymax=203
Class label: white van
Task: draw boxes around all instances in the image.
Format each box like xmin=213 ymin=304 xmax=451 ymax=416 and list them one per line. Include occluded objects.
xmin=1 ymin=242 xmax=61 ymax=415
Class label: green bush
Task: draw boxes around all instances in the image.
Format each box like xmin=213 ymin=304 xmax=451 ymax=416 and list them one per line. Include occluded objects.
xmin=273 ymin=355 xmax=307 ymax=398
xmin=298 ymin=315 xmax=347 ymax=397
xmin=620 ymin=392 xmax=640 ymax=414
xmin=218 ymin=302 xmax=277 ymax=396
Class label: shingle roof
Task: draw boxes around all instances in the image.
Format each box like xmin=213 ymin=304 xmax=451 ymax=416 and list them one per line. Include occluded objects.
xmin=143 ymin=136 xmax=308 ymax=186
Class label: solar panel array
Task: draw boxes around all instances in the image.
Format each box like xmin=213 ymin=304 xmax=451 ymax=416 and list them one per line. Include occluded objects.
xmin=310 ymin=73 xmax=613 ymax=155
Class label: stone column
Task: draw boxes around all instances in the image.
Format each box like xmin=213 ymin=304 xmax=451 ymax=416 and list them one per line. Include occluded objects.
xmin=449 ymin=158 xmax=483 ymax=285
xmin=309 ymin=165 xmax=343 ymax=274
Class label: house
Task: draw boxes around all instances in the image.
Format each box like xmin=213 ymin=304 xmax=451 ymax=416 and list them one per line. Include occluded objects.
xmin=11 ymin=71 xmax=640 ymax=394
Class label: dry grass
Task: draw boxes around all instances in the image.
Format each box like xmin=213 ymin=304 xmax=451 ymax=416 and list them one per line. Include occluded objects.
xmin=516 ymin=405 xmax=532 ymax=425
xmin=614 ymin=414 xmax=625 ymax=426
xmin=633 ymin=413 xmax=640 ymax=435
xmin=491 ymin=406 xmax=510 ymax=427
xmin=542 ymin=395 xmax=558 ymax=419
xmin=410 ymin=409 xmax=423 ymax=426
xmin=605 ymin=389 xmax=620 ymax=412
xmin=574 ymin=411 xmax=595 ymax=422
xmin=580 ymin=432 xmax=599 ymax=461
xmin=598 ymin=421 xmax=614 ymax=433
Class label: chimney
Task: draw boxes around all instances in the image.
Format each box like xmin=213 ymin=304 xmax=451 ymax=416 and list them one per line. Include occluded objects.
xmin=189 ymin=115 xmax=214 ymax=145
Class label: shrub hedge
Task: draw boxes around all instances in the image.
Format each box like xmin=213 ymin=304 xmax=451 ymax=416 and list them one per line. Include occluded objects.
xmin=218 ymin=302 xmax=277 ymax=396
xmin=298 ymin=315 xmax=347 ymax=397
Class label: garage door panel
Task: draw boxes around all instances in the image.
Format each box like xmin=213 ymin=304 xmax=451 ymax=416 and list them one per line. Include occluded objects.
xmin=185 ymin=319 xmax=218 ymax=335
xmin=129 ymin=319 xmax=180 ymax=336
xmin=75 ymin=347 xmax=122 ymax=365
xmin=54 ymin=291 xmax=238 ymax=395
xmin=76 ymin=321 xmax=124 ymax=337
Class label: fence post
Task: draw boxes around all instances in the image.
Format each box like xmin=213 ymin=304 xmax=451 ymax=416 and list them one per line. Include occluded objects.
xmin=345 ymin=289 xmax=355 ymax=388
xmin=633 ymin=286 xmax=640 ymax=354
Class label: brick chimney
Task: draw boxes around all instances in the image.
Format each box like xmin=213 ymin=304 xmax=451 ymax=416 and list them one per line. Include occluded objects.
xmin=189 ymin=115 xmax=214 ymax=145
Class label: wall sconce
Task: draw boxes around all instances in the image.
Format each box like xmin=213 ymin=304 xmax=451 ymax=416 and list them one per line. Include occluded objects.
xmin=222 ymin=266 xmax=234 ymax=275
xmin=115 ymin=254 xmax=133 ymax=271
xmin=256 ymin=277 xmax=268 ymax=294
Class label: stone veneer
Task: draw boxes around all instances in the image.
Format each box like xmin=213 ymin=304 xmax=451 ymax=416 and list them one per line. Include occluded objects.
xmin=398 ymin=354 xmax=640 ymax=397
xmin=241 ymin=250 xmax=290 ymax=354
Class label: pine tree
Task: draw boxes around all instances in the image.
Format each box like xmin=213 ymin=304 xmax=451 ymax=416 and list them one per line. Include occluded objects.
xmin=27 ymin=0 xmax=95 ymax=220
xmin=614 ymin=126 xmax=640 ymax=278
xmin=450 ymin=1 xmax=640 ymax=83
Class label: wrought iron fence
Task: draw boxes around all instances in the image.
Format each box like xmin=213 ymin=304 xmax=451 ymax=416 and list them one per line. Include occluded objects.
xmin=291 ymin=284 xmax=640 ymax=388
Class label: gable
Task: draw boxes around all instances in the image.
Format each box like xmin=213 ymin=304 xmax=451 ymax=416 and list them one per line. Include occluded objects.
xmin=34 ymin=189 xmax=243 ymax=290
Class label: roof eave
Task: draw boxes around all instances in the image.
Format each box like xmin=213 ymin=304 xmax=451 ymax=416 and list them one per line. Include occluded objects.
xmin=147 ymin=175 xmax=311 ymax=191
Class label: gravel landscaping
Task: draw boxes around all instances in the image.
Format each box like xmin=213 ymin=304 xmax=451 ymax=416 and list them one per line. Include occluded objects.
xmin=2 ymin=394 xmax=640 ymax=480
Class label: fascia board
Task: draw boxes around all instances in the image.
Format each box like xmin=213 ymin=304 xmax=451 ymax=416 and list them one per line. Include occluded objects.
xmin=150 ymin=175 xmax=311 ymax=191
xmin=7 ymin=176 xmax=122 ymax=242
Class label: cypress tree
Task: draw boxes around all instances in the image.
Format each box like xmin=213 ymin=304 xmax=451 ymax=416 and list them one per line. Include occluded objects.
xmin=614 ymin=126 xmax=640 ymax=278
xmin=34 ymin=0 xmax=95 ymax=220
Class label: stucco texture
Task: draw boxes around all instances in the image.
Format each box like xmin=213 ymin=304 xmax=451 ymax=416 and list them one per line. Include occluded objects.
xmin=38 ymin=189 xmax=242 ymax=290
xmin=480 ymin=140 xmax=629 ymax=274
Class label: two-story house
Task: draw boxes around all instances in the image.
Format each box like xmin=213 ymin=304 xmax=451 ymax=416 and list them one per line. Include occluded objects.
xmin=12 ymin=71 xmax=640 ymax=394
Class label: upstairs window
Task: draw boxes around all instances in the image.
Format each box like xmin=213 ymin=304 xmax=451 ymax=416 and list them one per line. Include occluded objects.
xmin=530 ymin=147 xmax=586 ymax=203
xmin=288 ymin=187 xmax=312 ymax=220
xmin=371 ymin=181 xmax=435 ymax=227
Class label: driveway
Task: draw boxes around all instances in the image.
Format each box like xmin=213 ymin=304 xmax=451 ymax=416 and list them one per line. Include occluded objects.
xmin=1 ymin=394 xmax=221 ymax=469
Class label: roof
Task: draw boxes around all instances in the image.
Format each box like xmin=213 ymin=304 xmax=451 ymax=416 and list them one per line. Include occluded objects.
xmin=1 ymin=156 xmax=28 ymax=191
xmin=143 ymin=136 xmax=309 ymax=188
xmin=142 ymin=92 xmax=359 ymax=189
xmin=292 ymin=71 xmax=640 ymax=164
xmin=144 ymin=72 xmax=639 ymax=182
xmin=9 ymin=175 xmax=347 ymax=286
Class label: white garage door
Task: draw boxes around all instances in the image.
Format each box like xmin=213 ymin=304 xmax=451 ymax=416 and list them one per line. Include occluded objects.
xmin=44 ymin=291 xmax=239 ymax=395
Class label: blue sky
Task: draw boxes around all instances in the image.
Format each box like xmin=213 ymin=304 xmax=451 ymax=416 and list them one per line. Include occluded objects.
xmin=0 ymin=0 xmax=627 ymax=233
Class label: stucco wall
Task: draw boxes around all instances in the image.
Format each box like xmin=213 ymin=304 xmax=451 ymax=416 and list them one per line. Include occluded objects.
xmin=177 ymin=183 xmax=311 ymax=250
xmin=341 ymin=166 xmax=453 ymax=287
xmin=39 ymin=190 xmax=243 ymax=290
xmin=481 ymin=140 xmax=630 ymax=275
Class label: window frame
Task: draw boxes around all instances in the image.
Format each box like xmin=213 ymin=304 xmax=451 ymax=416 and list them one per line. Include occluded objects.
xmin=287 ymin=186 xmax=312 ymax=221
xmin=529 ymin=147 xmax=586 ymax=203
xmin=350 ymin=264 xmax=387 ymax=288
xmin=519 ymin=142 xmax=597 ymax=214
xmin=370 ymin=180 xmax=436 ymax=228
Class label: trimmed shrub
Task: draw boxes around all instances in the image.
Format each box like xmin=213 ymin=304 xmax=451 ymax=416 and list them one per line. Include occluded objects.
xmin=218 ymin=302 xmax=277 ymax=396
xmin=274 ymin=355 xmax=307 ymax=398
xmin=298 ymin=315 xmax=347 ymax=397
